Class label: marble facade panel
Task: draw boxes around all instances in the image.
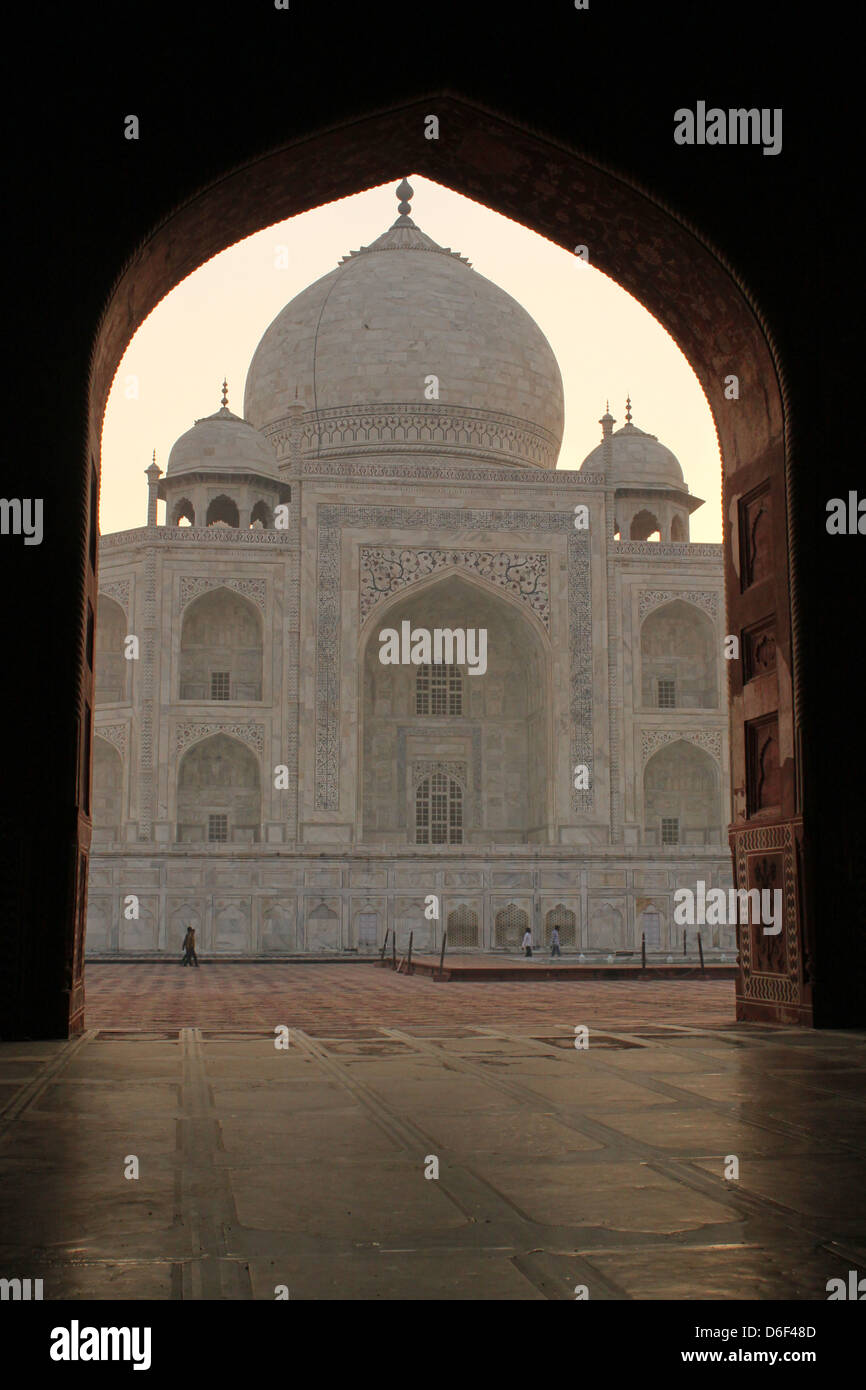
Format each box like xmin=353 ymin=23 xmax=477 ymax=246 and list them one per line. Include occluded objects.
xmin=118 ymin=896 xmax=160 ymax=951
xmin=213 ymin=897 xmax=252 ymax=953
xmin=491 ymin=871 xmax=534 ymax=888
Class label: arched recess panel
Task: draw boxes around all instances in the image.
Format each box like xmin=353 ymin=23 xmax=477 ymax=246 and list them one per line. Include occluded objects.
xmin=175 ymin=733 xmax=261 ymax=844
xmin=94 ymin=595 xmax=127 ymax=703
xmin=360 ymin=571 xmax=550 ymax=846
xmin=494 ymin=903 xmax=528 ymax=950
xmin=180 ymin=588 xmax=262 ymax=701
xmin=644 ymin=740 xmax=722 ymax=847
xmin=91 ymin=737 xmax=122 ymax=843
xmin=641 ymin=600 xmax=717 ymax=709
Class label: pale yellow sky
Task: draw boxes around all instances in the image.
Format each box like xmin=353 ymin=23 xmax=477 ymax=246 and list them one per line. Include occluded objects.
xmin=100 ymin=174 xmax=722 ymax=542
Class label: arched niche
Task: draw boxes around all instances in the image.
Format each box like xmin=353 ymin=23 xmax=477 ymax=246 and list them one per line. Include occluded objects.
xmin=250 ymin=500 xmax=272 ymax=529
xmin=172 ymin=497 xmax=195 ymax=526
xmin=360 ymin=570 xmax=551 ymax=845
xmin=545 ymin=903 xmax=576 ymax=947
xmin=306 ymin=901 xmax=340 ymax=952
xmin=206 ymin=494 xmax=239 ymax=528
xmin=644 ymin=739 xmax=720 ymax=847
xmin=494 ymin=903 xmax=528 ymax=950
xmin=640 ymin=599 xmax=717 ymax=708
xmin=590 ymin=901 xmax=626 ymax=949
xmin=175 ymin=733 xmax=261 ymax=843
xmin=639 ymin=905 xmax=663 ymax=947
xmin=179 ymin=587 xmax=262 ymax=701
xmin=91 ymin=737 xmax=122 ymax=840
xmin=446 ymin=903 xmax=479 ymax=949
xmin=630 ymin=509 xmax=662 ymax=541
xmin=95 ymin=594 xmax=127 ymax=703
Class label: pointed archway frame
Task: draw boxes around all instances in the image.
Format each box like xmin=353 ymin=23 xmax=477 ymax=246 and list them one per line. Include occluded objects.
xmin=62 ymin=93 xmax=804 ymax=1030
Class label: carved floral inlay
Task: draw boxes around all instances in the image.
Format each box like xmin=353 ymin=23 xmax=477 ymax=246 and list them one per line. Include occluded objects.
xmin=360 ymin=547 xmax=550 ymax=628
xmin=95 ymin=722 xmax=128 ymax=755
xmin=641 ymin=728 xmax=723 ymax=764
xmin=639 ymin=589 xmax=719 ymax=623
xmin=180 ymin=577 xmax=267 ymax=611
xmin=174 ymin=721 xmax=264 ymax=757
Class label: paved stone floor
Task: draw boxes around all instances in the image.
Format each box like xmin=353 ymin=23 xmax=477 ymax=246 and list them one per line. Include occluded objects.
xmin=1 ymin=965 xmax=865 ymax=1300
xmin=83 ymin=962 xmax=737 ymax=1030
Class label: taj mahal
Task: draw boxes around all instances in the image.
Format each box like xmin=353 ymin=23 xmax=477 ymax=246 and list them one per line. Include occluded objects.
xmin=87 ymin=180 xmax=733 ymax=959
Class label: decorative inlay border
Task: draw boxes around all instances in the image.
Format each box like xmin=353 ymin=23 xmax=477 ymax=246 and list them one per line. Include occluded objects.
xmin=101 ymin=527 xmax=293 ymax=548
xmin=265 ymin=403 xmax=561 ymax=470
xmin=641 ymin=728 xmax=723 ymax=764
xmin=412 ymin=760 xmax=468 ymax=787
xmin=317 ymin=505 xmax=591 ymax=815
xmin=639 ymin=589 xmax=719 ymax=623
xmin=174 ymin=721 xmax=265 ymax=757
xmin=95 ymin=722 xmax=128 ymax=755
xmin=294 ymin=458 xmax=606 ymax=486
xmin=139 ymin=547 xmax=156 ymax=838
xmin=179 ymin=576 xmax=267 ymax=611
xmin=98 ymin=578 xmax=130 ymax=612
xmin=615 ymin=541 xmax=723 ymax=558
xmin=732 ymin=821 xmax=800 ymax=1006
xmin=360 ymin=547 xmax=550 ymax=628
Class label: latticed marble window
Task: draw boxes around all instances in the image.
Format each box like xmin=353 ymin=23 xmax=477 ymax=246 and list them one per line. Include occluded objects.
xmin=211 ymin=671 xmax=231 ymax=700
xmin=416 ymin=773 xmax=463 ymax=845
xmin=208 ymin=814 xmax=228 ymax=842
xmin=447 ymin=904 xmax=479 ymax=948
xmin=661 ymin=816 xmax=680 ymax=845
xmin=657 ymin=678 xmax=676 ymax=708
xmin=495 ymin=903 xmax=528 ymax=948
xmin=544 ymin=905 xmax=576 ymax=946
xmin=416 ymin=664 xmax=462 ymax=716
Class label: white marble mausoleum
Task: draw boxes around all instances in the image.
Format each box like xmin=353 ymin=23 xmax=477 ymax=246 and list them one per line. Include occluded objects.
xmin=87 ymin=181 xmax=733 ymax=958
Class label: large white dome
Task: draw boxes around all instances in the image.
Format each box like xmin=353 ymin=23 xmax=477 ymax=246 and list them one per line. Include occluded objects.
xmin=243 ymin=182 xmax=564 ymax=470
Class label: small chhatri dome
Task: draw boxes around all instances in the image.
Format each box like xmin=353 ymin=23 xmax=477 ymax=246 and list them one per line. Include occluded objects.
xmin=164 ymin=385 xmax=278 ymax=480
xmin=581 ymin=398 xmax=687 ymax=490
xmin=243 ymin=179 xmax=565 ymax=470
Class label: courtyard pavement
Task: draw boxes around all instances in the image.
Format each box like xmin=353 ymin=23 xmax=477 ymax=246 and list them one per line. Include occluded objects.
xmin=1 ymin=965 xmax=864 ymax=1300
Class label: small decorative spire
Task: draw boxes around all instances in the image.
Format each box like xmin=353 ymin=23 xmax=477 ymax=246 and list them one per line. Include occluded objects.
xmin=221 ymin=378 xmax=229 ymax=409
xmin=625 ymin=395 xmax=632 ymax=424
xmin=396 ymin=177 xmax=413 ymax=217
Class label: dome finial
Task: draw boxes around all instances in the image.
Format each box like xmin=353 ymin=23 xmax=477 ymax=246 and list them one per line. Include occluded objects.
xmin=396 ymin=177 xmax=413 ymax=218
xmin=625 ymin=394 xmax=632 ymax=424
xmin=221 ymin=378 xmax=229 ymax=409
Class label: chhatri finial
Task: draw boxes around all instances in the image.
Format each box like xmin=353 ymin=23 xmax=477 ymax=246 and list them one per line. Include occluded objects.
xmin=221 ymin=378 xmax=229 ymax=409
xmin=625 ymin=395 xmax=632 ymax=424
xmin=396 ymin=177 xmax=413 ymax=217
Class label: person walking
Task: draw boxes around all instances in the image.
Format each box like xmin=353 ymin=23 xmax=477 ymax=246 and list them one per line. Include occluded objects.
xmin=550 ymin=925 xmax=562 ymax=959
xmin=181 ymin=926 xmax=199 ymax=968
xmin=522 ymin=928 xmax=533 ymax=959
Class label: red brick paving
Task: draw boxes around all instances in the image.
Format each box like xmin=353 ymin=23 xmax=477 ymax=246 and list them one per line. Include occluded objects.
xmin=84 ymin=963 xmax=736 ymax=1033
